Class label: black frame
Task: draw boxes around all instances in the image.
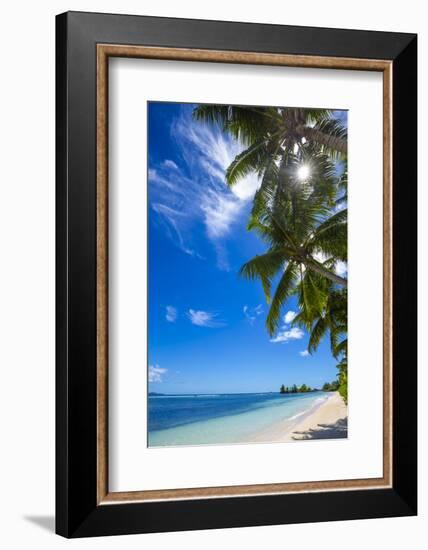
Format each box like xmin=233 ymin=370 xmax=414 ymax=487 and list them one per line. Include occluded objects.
xmin=56 ymin=11 xmax=417 ymax=538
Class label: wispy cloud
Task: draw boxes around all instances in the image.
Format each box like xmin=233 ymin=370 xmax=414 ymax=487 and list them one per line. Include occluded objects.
xmin=299 ymin=350 xmax=310 ymax=357
xmin=270 ymin=326 xmax=304 ymax=344
xmin=243 ymin=304 xmax=264 ymax=325
xmin=149 ymin=364 xmax=167 ymax=383
xmin=165 ymin=305 xmax=177 ymax=323
xmin=173 ymin=113 xmax=260 ymax=202
xmin=283 ymin=310 xmax=297 ymax=324
xmin=201 ymin=191 xmax=242 ymax=240
xmin=151 ymin=202 xmax=197 ymax=257
xmin=187 ymin=309 xmax=225 ymax=328
xmin=162 ymin=159 xmax=179 ymax=170
xmin=149 ymin=106 xmax=261 ymax=269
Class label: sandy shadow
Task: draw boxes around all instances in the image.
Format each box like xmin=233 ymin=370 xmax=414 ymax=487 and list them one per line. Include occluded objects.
xmin=23 ymin=515 xmax=55 ymax=533
xmin=291 ymin=417 xmax=348 ymax=440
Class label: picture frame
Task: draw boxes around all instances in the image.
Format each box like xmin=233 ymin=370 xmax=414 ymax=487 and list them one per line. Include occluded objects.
xmin=56 ymin=11 xmax=417 ymax=538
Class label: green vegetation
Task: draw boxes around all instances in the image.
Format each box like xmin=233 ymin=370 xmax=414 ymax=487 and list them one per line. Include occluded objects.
xmin=322 ymin=380 xmax=339 ymax=392
xmin=194 ymin=105 xmax=348 ymax=403
xmin=337 ymin=357 xmax=348 ymax=402
xmin=280 ymin=383 xmax=315 ymax=394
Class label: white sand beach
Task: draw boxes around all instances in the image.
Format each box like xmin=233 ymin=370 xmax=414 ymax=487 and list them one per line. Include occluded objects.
xmin=248 ymin=392 xmax=347 ymax=443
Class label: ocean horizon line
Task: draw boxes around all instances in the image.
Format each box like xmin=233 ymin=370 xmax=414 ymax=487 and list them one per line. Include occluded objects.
xmin=149 ymin=389 xmax=324 ymax=397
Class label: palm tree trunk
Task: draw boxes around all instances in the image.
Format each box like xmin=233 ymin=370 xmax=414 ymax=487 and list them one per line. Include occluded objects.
xmin=297 ymin=126 xmax=347 ymax=155
xmin=306 ymin=259 xmax=348 ymax=287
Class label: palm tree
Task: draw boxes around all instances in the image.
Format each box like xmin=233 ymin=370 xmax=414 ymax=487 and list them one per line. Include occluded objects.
xmin=292 ymin=276 xmax=347 ymax=356
xmin=193 ymin=105 xmax=347 ymax=188
xmin=230 ymin=127 xmax=348 ymax=400
xmin=336 ymin=357 xmax=348 ymax=402
xmin=194 ymin=103 xmax=348 ymax=399
xmin=240 ymin=150 xmax=347 ymax=335
xmin=292 ymin=276 xmax=348 ymax=402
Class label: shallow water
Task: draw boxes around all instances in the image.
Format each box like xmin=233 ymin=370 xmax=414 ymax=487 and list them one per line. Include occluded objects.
xmin=148 ymin=392 xmax=329 ymax=447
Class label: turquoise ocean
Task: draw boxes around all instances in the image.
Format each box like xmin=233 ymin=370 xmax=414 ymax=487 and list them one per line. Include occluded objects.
xmin=148 ymin=392 xmax=329 ymax=447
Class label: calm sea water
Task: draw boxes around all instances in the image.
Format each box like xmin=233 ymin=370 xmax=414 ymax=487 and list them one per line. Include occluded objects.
xmin=148 ymin=392 xmax=329 ymax=447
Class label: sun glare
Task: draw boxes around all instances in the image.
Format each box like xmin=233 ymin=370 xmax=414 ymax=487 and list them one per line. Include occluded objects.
xmin=297 ymin=165 xmax=311 ymax=181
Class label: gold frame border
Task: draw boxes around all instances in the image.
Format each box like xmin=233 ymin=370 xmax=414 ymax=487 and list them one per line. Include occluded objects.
xmin=96 ymin=44 xmax=393 ymax=504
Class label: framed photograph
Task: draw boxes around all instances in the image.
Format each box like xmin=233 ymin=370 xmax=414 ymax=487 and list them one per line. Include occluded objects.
xmin=56 ymin=11 xmax=417 ymax=538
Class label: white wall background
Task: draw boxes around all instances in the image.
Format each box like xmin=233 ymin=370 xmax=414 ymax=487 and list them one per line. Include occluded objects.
xmin=0 ymin=1 xmax=424 ymax=548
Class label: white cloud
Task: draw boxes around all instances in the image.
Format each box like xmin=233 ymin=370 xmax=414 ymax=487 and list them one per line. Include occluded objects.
xmin=162 ymin=159 xmax=179 ymax=170
xmin=313 ymin=251 xmax=329 ymax=264
xmin=174 ymin=115 xmax=260 ymax=201
xmin=312 ymin=250 xmax=348 ymax=279
xmin=201 ymin=191 xmax=242 ymax=239
xmin=149 ymin=108 xmax=262 ymax=269
xmin=148 ymin=364 xmax=167 ymax=383
xmin=151 ymin=202 xmax=197 ymax=257
xmin=212 ymin=241 xmax=230 ymax=271
xmin=270 ymin=326 xmax=304 ymax=344
xmin=312 ymin=252 xmax=348 ymax=279
xmin=299 ymin=350 xmax=310 ymax=357
xmin=243 ymin=304 xmax=264 ymax=324
xmin=284 ymin=310 xmax=297 ymax=324
xmin=335 ymin=260 xmax=348 ymax=276
xmin=165 ymin=305 xmax=177 ymax=323
xmin=173 ymin=113 xmax=260 ymax=245
xmin=187 ymin=309 xmax=224 ymax=328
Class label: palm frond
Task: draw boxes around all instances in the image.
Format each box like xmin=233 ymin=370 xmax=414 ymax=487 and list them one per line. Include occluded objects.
xmin=266 ymin=262 xmax=299 ymax=335
xmin=309 ymin=209 xmax=348 ymax=262
xmin=193 ymin=104 xmax=274 ymax=146
xmin=226 ymin=139 xmax=269 ymax=186
xmin=308 ymin=316 xmax=329 ymax=353
xmin=240 ymin=249 xmax=286 ymax=302
xmin=333 ymin=337 xmax=348 ymax=358
xmin=225 ymin=106 xmax=278 ymax=145
xmin=299 ymin=271 xmax=328 ymax=319
xmin=311 ymin=117 xmax=348 ymax=158
xmin=291 ymin=309 xmax=313 ymax=332
xmin=193 ymin=104 xmax=231 ymax=126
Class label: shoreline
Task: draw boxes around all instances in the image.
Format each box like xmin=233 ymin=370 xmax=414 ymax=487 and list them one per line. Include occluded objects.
xmin=246 ymin=392 xmax=347 ymax=443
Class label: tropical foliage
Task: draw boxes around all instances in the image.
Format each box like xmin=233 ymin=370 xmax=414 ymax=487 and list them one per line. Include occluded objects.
xmin=322 ymin=380 xmax=339 ymax=392
xmin=280 ymin=383 xmax=314 ymax=394
xmin=194 ymin=104 xmax=348 ymax=402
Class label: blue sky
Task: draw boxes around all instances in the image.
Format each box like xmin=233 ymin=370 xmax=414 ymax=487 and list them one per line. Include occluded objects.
xmin=147 ymin=102 xmax=342 ymax=394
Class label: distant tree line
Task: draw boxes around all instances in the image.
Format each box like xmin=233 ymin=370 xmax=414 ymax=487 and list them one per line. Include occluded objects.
xmin=321 ymin=380 xmax=340 ymax=392
xmin=280 ymin=380 xmax=343 ymax=394
xmin=280 ymin=384 xmax=316 ymax=394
